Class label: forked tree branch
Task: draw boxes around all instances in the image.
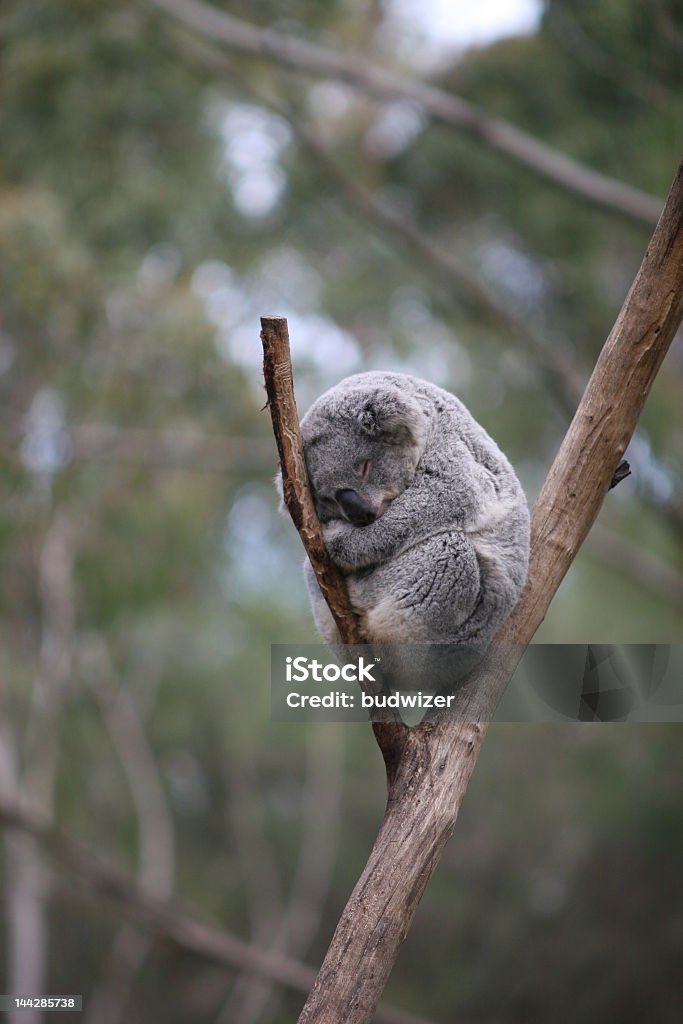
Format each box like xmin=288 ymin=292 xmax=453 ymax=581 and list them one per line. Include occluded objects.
xmin=148 ymin=0 xmax=663 ymax=226
xmin=260 ymin=160 xmax=683 ymax=1024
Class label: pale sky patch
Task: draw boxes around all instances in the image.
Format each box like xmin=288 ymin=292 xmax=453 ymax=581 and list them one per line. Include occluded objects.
xmin=381 ymin=0 xmax=542 ymax=68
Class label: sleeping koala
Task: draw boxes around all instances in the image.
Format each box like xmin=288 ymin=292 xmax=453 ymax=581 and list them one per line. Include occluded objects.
xmin=295 ymin=371 xmax=530 ymax=648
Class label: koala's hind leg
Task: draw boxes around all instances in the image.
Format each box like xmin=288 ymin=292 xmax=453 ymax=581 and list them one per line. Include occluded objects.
xmin=351 ymin=531 xmax=481 ymax=645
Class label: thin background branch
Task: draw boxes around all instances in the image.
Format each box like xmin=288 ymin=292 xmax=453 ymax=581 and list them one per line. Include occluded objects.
xmin=0 ymin=800 xmax=433 ymax=1024
xmin=219 ymin=724 xmax=345 ymax=1024
xmin=83 ymin=638 xmax=176 ymax=1024
xmin=147 ymin=0 xmax=663 ymax=226
xmin=3 ymin=513 xmax=77 ymax=1024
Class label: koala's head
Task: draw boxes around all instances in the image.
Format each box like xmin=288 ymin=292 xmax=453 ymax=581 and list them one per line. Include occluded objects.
xmin=299 ymin=380 xmax=430 ymax=526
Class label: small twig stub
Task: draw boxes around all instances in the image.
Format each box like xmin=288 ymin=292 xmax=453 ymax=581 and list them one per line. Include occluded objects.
xmin=609 ymin=459 xmax=631 ymax=489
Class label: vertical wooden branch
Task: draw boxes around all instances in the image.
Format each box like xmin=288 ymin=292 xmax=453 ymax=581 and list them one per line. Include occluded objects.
xmin=260 ymin=316 xmax=364 ymax=645
xmin=260 ymin=161 xmax=683 ymax=1024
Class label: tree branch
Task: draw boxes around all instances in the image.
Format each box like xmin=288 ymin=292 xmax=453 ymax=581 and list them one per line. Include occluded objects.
xmin=148 ymin=0 xmax=663 ymax=226
xmin=260 ymin=160 xmax=683 ymax=1023
xmin=260 ymin=316 xmax=365 ymax=646
xmin=504 ymin=160 xmax=683 ymax=645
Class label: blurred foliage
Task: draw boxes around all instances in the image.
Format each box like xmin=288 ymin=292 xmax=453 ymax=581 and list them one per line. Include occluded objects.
xmin=0 ymin=0 xmax=682 ymax=1022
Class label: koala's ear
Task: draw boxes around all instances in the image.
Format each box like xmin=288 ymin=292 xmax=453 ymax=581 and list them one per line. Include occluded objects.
xmin=357 ymin=389 xmax=428 ymax=447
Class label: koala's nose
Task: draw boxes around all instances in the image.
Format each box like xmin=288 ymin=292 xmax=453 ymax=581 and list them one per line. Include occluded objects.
xmin=335 ymin=488 xmax=377 ymax=527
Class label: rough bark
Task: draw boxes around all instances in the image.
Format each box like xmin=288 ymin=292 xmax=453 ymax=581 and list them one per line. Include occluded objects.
xmin=260 ymin=161 xmax=683 ymax=1024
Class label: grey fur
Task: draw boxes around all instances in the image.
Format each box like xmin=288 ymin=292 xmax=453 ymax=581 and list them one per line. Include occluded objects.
xmin=287 ymin=372 xmax=530 ymax=648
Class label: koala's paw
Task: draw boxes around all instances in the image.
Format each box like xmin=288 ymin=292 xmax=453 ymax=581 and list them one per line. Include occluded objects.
xmin=322 ymin=520 xmax=356 ymax=570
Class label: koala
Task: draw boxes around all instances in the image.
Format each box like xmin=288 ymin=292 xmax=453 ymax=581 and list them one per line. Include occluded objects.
xmin=292 ymin=371 xmax=530 ymax=650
